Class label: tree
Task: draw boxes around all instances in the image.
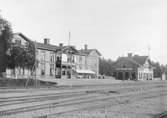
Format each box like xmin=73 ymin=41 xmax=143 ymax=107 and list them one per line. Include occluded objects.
xmin=151 ymin=61 xmax=167 ymax=78
xmin=23 ymin=41 xmax=36 ymax=70
xmin=99 ymin=57 xmax=115 ymax=76
xmin=0 ymin=15 xmax=13 ymax=76
xmin=7 ymin=40 xmax=36 ymax=77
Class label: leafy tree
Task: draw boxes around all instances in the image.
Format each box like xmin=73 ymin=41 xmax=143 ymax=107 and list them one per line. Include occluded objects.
xmin=24 ymin=41 xmax=36 ymax=69
xmin=0 ymin=16 xmax=13 ymax=76
xmin=7 ymin=40 xmax=36 ymax=77
xmin=99 ymin=57 xmax=115 ymax=76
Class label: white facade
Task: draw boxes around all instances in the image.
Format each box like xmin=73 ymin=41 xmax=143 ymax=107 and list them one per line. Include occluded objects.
xmin=35 ymin=49 xmax=56 ymax=78
xmin=137 ymin=59 xmax=153 ymax=80
xmin=75 ymin=50 xmax=100 ymax=77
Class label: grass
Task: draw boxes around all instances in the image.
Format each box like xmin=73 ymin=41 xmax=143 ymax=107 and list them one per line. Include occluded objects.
xmin=0 ymin=78 xmax=57 ymax=88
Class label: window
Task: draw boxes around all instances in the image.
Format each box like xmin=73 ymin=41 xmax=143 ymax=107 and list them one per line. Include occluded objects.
xmin=41 ymin=63 xmax=45 ymax=75
xmin=23 ymin=68 xmax=25 ymax=75
xmin=138 ymin=72 xmax=142 ymax=79
xmin=57 ymin=56 xmax=61 ymax=61
xmin=36 ymin=50 xmax=38 ymax=55
xmin=67 ymin=55 xmax=70 ymax=62
xmin=79 ymin=65 xmax=82 ymax=69
xmin=50 ymin=52 xmax=54 ymax=62
xmin=62 ymin=70 xmax=65 ymax=75
xmin=18 ymin=68 xmax=21 ymax=75
xmin=79 ymin=56 xmax=82 ymax=62
xmin=41 ymin=51 xmax=45 ymax=61
xmin=50 ymin=64 xmax=54 ymax=76
xmin=15 ymin=39 xmax=21 ymax=45
xmin=71 ymin=55 xmax=74 ymax=62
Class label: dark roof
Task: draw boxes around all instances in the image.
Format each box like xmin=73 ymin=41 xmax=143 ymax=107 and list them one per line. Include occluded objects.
xmin=112 ymin=57 xmax=140 ymax=69
xmin=113 ymin=55 xmax=149 ymax=69
xmin=14 ymin=33 xmax=31 ymax=42
xmin=56 ymin=46 xmax=79 ymax=54
xmin=79 ymin=49 xmax=101 ymax=56
xmin=35 ymin=42 xmax=59 ymax=51
xmin=132 ymin=55 xmax=148 ymax=65
xmin=14 ymin=33 xmax=101 ymax=55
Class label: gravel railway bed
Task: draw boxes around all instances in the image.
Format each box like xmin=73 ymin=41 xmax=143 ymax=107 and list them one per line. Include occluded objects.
xmin=0 ymin=82 xmax=166 ymax=107
xmin=0 ymin=80 xmax=166 ymax=94
xmin=0 ymin=81 xmax=166 ymax=99
xmin=1 ymin=85 xmax=167 ymax=118
xmin=0 ymin=81 xmax=167 ymax=118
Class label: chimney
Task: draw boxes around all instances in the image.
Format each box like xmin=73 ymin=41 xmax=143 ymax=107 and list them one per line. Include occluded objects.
xmin=44 ymin=38 xmax=50 ymax=45
xmin=71 ymin=45 xmax=76 ymax=49
xmin=127 ymin=53 xmax=132 ymax=58
xmin=84 ymin=44 xmax=88 ymax=50
xmin=59 ymin=43 xmax=63 ymax=47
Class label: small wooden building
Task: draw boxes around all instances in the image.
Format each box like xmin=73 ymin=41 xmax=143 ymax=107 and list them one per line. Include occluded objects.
xmin=112 ymin=53 xmax=154 ymax=81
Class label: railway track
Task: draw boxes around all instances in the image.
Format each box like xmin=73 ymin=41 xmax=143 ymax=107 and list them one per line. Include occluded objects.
xmin=154 ymin=111 xmax=167 ymax=118
xmin=0 ymin=82 xmax=166 ymax=107
xmin=0 ymin=81 xmax=167 ymax=118
xmin=0 ymin=81 xmax=166 ymax=99
xmin=1 ymin=86 xmax=167 ymax=118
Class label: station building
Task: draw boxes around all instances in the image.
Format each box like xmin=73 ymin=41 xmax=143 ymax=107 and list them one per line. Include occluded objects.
xmin=112 ymin=53 xmax=154 ymax=81
xmin=6 ymin=33 xmax=101 ymax=79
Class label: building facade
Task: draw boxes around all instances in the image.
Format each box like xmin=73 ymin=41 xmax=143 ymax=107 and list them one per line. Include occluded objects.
xmin=6 ymin=33 xmax=101 ymax=79
xmin=75 ymin=45 xmax=101 ymax=78
xmin=112 ymin=53 xmax=154 ymax=81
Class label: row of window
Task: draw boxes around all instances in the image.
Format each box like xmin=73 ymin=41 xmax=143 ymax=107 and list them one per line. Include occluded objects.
xmin=138 ymin=72 xmax=153 ymax=80
xmin=40 ymin=51 xmax=55 ymax=62
xmin=39 ymin=51 xmax=98 ymax=65
xmin=40 ymin=51 xmax=75 ymax=63
xmin=41 ymin=63 xmax=54 ymax=76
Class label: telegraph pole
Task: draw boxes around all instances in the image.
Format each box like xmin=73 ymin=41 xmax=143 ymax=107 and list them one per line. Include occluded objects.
xmin=34 ymin=40 xmax=37 ymax=88
xmin=68 ymin=30 xmax=71 ymax=46
xmin=25 ymin=41 xmax=37 ymax=88
xmin=148 ymin=44 xmax=151 ymax=57
xmin=68 ymin=30 xmax=72 ymax=79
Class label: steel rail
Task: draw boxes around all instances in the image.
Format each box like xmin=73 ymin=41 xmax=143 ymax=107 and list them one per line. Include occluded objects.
xmin=0 ymin=85 xmax=167 ymax=117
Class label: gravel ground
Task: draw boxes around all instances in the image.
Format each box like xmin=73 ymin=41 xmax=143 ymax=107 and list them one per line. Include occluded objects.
xmin=52 ymin=92 xmax=167 ymax=118
xmin=1 ymin=81 xmax=167 ymax=118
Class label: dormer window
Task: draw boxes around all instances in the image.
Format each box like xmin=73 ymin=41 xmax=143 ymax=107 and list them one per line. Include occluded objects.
xmin=15 ymin=39 xmax=21 ymax=45
xmin=123 ymin=65 xmax=126 ymax=68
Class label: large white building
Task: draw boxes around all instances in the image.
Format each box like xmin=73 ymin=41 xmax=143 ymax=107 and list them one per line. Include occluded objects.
xmin=6 ymin=33 xmax=101 ymax=79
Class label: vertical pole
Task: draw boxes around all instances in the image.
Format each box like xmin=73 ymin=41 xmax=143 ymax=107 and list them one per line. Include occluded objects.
xmin=68 ymin=30 xmax=71 ymax=46
xmin=68 ymin=30 xmax=71 ymax=79
xmin=60 ymin=52 xmax=62 ymax=79
xmin=34 ymin=40 xmax=37 ymax=88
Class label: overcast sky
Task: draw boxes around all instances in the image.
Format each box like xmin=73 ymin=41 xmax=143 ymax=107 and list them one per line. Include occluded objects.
xmin=0 ymin=0 xmax=167 ymax=64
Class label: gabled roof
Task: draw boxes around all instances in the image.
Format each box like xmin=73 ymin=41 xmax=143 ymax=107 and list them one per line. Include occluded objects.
xmin=79 ymin=49 xmax=101 ymax=56
xmin=132 ymin=55 xmax=148 ymax=65
xmin=13 ymin=33 xmax=101 ymax=55
xmin=35 ymin=42 xmax=58 ymax=51
xmin=113 ymin=55 xmax=149 ymax=69
xmin=56 ymin=46 xmax=79 ymax=54
xmin=13 ymin=33 xmax=32 ymax=42
xmin=112 ymin=57 xmax=139 ymax=69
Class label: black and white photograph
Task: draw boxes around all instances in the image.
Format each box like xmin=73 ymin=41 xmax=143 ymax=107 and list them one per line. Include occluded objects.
xmin=0 ymin=0 xmax=167 ymax=118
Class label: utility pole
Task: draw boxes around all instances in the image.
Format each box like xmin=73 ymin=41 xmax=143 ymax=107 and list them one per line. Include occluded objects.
xmin=34 ymin=40 xmax=37 ymax=88
xmin=25 ymin=41 xmax=38 ymax=88
xmin=68 ymin=30 xmax=72 ymax=79
xmin=148 ymin=44 xmax=151 ymax=57
xmin=68 ymin=30 xmax=71 ymax=46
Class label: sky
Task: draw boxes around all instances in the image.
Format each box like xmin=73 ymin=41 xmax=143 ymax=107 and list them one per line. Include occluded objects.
xmin=0 ymin=0 xmax=167 ymax=64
